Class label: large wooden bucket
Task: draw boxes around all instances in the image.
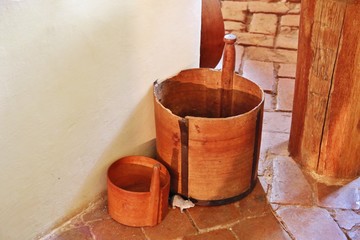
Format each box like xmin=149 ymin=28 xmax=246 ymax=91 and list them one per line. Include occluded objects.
xmin=153 ymin=35 xmax=264 ymax=206
xmin=107 ymin=156 xmax=170 ymax=226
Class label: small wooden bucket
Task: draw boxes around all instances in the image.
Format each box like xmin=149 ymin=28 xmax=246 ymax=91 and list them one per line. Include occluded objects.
xmin=107 ymin=156 xmax=170 ymax=227
xmin=153 ymin=34 xmax=264 ymax=206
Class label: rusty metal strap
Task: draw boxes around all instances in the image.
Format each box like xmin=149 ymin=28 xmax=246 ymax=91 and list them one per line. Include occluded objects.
xmin=251 ymin=108 xmax=263 ymax=184
xmin=178 ymin=118 xmax=189 ymax=197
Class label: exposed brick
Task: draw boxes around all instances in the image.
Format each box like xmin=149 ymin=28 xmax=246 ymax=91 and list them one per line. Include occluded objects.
xmin=242 ymin=60 xmax=275 ymax=92
xmin=278 ymin=63 xmax=297 ymax=78
xmin=276 ymin=27 xmax=299 ymax=50
xmin=276 ymin=78 xmax=295 ymax=111
xmin=245 ymin=46 xmax=298 ymax=63
xmin=288 ymin=3 xmax=301 ymax=14
xmin=221 ymin=1 xmax=247 ymax=22
xmin=233 ymin=31 xmax=274 ymax=47
xmin=224 ymin=21 xmax=246 ymax=31
xmin=276 ymin=206 xmax=348 ymax=240
xmin=270 ymin=156 xmax=313 ymax=205
xmin=248 ymin=2 xmax=290 ymax=13
xmin=281 ymin=15 xmax=300 ymax=27
xmin=249 ymin=13 xmax=278 ymax=35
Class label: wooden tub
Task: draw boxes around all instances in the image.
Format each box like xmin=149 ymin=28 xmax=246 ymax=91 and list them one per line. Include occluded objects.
xmin=107 ymin=156 xmax=170 ymax=226
xmin=153 ymin=35 xmax=264 ymax=206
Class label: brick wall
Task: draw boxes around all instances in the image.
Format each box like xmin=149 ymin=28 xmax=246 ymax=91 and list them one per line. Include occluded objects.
xmin=222 ymin=0 xmax=300 ymax=53
xmin=220 ymin=0 xmax=301 ymax=111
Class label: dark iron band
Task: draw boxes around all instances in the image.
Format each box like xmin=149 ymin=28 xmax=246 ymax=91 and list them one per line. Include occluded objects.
xmin=186 ymin=105 xmax=263 ymax=206
xmin=188 ymin=179 xmax=257 ymax=206
xmin=178 ymin=118 xmax=189 ymax=197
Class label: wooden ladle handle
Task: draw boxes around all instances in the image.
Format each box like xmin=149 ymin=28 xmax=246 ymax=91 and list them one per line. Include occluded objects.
xmin=149 ymin=164 xmax=161 ymax=225
xmin=220 ymin=34 xmax=237 ymax=117
xmin=221 ymin=34 xmax=237 ymax=90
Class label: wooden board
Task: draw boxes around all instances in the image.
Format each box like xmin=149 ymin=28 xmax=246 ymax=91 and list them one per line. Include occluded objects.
xmin=200 ymin=0 xmax=225 ymax=68
xmin=317 ymin=1 xmax=360 ymax=177
xmin=289 ymin=0 xmax=360 ymax=179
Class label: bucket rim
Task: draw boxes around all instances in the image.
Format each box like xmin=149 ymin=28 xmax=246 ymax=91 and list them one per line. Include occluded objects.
xmin=153 ymin=68 xmax=265 ymax=121
xmin=107 ymin=155 xmax=171 ymax=195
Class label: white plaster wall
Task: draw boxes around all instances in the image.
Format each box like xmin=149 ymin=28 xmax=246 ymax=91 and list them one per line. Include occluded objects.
xmin=0 ymin=1 xmax=201 ymax=239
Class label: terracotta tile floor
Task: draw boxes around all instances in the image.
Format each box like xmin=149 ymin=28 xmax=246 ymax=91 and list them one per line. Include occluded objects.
xmin=41 ymin=109 xmax=359 ymax=239
xmin=41 ymin=182 xmax=289 ymax=240
xmin=41 ymin=1 xmax=360 ymax=239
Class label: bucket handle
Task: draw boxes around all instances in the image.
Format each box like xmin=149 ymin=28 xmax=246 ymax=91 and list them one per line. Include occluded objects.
xmin=149 ymin=163 xmax=161 ymax=225
xmin=220 ymin=34 xmax=237 ymax=117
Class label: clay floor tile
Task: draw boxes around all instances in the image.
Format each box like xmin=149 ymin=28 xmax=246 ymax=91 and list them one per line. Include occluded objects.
xmin=64 ymin=215 xmax=86 ymax=229
xmin=270 ymin=156 xmax=313 ymax=205
xmin=235 ymin=182 xmax=270 ymax=219
xmin=316 ymin=178 xmax=360 ymax=210
xmin=142 ymin=208 xmax=197 ymax=240
xmin=242 ymin=60 xmax=275 ymax=92
xmin=276 ymin=206 xmax=347 ymax=240
xmin=48 ymin=226 xmax=93 ymax=240
xmin=348 ymin=227 xmax=360 ymax=240
xmin=257 ymin=153 xmax=274 ymax=176
xmin=183 ymin=229 xmax=237 ymax=240
xmin=300 ymin=170 xmax=319 ymax=188
xmin=260 ymin=132 xmax=290 ymax=156
xmin=231 ymin=211 xmax=291 ymax=240
xmin=82 ymin=202 xmax=111 ymax=223
xmin=331 ymin=209 xmax=360 ymax=230
xmin=263 ymin=111 xmax=292 ymax=133
xmin=89 ymin=218 xmax=146 ymax=240
xmin=187 ymin=203 xmax=241 ymax=230
xmin=258 ymin=175 xmax=270 ymax=193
